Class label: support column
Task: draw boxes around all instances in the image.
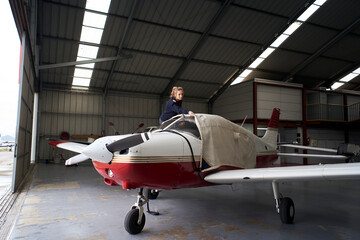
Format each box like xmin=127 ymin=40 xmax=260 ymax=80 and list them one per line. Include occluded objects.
xmin=253 ymin=81 xmax=258 ymax=136
xmin=30 ymin=92 xmax=38 ymax=164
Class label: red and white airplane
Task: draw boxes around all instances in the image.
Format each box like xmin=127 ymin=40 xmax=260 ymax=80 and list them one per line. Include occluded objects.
xmin=49 ymin=108 xmax=360 ymax=234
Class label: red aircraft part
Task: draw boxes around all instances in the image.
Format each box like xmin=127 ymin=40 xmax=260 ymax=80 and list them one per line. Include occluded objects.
xmin=92 ymin=161 xmax=212 ymax=190
xmin=92 ymin=154 xmax=279 ymax=190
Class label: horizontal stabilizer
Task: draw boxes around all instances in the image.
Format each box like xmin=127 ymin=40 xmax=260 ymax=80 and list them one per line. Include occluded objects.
xmin=65 ymin=153 xmax=89 ymax=165
xmin=277 ymin=153 xmax=347 ymax=160
xmin=49 ymin=141 xmax=88 ymax=153
xmin=204 ymin=162 xmax=360 ymax=184
xmin=279 ymin=144 xmax=337 ymax=153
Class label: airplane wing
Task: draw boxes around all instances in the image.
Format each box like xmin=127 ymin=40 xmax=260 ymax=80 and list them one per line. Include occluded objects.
xmin=204 ymin=162 xmax=360 ymax=184
xmin=49 ymin=140 xmax=88 ymax=154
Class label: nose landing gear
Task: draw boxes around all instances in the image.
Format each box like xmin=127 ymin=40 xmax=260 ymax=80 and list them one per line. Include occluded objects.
xmin=124 ymin=188 xmax=160 ymax=234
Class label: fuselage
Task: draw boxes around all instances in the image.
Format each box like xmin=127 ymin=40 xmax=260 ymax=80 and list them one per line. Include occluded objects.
xmin=92 ymin=116 xmax=278 ymax=190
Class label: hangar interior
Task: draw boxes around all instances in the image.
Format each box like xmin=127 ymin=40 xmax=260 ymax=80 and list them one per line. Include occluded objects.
xmin=1 ymin=0 xmax=360 ymax=239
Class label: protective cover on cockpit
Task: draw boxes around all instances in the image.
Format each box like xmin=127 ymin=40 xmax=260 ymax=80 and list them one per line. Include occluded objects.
xmin=195 ymin=114 xmax=256 ymax=172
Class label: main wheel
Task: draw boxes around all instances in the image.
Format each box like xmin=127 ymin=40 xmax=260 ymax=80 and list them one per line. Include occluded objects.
xmin=145 ymin=188 xmax=159 ymax=199
xmin=124 ymin=208 xmax=146 ymax=234
xmin=280 ymin=197 xmax=295 ymax=224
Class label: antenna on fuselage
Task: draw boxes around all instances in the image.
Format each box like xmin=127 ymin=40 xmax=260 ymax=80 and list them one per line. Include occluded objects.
xmin=241 ymin=115 xmax=247 ymax=127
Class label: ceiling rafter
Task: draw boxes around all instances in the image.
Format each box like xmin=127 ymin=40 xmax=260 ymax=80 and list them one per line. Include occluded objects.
xmin=284 ymin=17 xmax=360 ymax=82
xmin=160 ymin=0 xmax=233 ymax=98
xmin=102 ymin=0 xmax=139 ymax=95
xmin=208 ymin=0 xmax=316 ymax=105
xmin=318 ymin=58 xmax=360 ymax=89
xmin=42 ymin=34 xmax=355 ymax=69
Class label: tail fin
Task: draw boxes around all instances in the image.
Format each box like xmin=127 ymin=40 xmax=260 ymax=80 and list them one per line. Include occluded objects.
xmin=261 ymin=108 xmax=280 ymax=148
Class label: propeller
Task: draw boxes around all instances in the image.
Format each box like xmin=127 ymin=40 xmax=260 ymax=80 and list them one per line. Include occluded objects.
xmin=107 ymin=132 xmax=151 ymax=153
xmin=65 ymin=153 xmax=89 ymax=166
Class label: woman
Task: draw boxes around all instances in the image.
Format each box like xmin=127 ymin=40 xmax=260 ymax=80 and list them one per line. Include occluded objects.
xmin=159 ymin=86 xmax=194 ymax=124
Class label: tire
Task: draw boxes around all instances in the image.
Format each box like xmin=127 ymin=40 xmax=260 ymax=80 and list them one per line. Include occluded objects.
xmin=145 ymin=188 xmax=159 ymax=200
xmin=124 ymin=208 xmax=146 ymax=234
xmin=280 ymin=197 xmax=295 ymax=224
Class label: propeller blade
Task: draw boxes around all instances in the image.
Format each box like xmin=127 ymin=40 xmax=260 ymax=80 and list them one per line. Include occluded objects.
xmin=106 ymin=133 xmax=151 ymax=153
xmin=65 ymin=153 xmax=90 ymax=165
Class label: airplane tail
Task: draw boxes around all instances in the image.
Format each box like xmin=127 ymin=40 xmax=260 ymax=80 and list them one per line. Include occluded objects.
xmin=261 ymin=108 xmax=280 ymax=149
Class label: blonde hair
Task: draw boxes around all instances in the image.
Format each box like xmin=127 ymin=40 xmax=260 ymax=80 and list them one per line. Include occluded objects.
xmin=170 ymin=86 xmax=184 ymax=98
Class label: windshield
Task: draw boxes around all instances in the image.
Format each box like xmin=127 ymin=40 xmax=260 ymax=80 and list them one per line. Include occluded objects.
xmin=159 ymin=115 xmax=201 ymax=139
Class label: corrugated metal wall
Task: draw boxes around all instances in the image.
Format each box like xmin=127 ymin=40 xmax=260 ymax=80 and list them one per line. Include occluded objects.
xmin=212 ymin=80 xmax=253 ymax=120
xmin=13 ymin=33 xmax=35 ymax=192
xmin=106 ymin=94 xmax=160 ymax=135
xmin=256 ymin=84 xmax=302 ymax=121
xmin=213 ymin=79 xmax=302 ymax=121
xmin=39 ymin=91 xmax=208 ymax=162
xmin=38 ymin=90 xmax=103 ymax=162
xmin=347 ymin=95 xmax=360 ymax=121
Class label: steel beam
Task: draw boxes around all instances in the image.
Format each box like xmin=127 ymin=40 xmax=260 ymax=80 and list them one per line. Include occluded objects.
xmin=38 ymin=56 xmax=125 ymax=70
xmin=160 ymin=0 xmax=234 ymax=98
xmin=317 ymin=58 xmax=360 ymax=89
xmin=208 ymin=0 xmax=316 ymax=105
xmin=284 ymin=18 xmax=360 ymax=82
xmin=103 ymin=0 xmax=139 ymax=95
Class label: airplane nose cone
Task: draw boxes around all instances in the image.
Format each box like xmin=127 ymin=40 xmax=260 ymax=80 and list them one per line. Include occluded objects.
xmin=82 ymin=138 xmax=113 ymax=163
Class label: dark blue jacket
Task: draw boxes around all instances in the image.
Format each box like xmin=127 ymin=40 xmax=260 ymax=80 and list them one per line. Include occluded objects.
xmin=160 ymin=97 xmax=189 ymax=123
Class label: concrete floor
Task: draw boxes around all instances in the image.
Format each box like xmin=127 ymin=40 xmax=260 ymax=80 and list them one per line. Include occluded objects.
xmin=8 ymin=163 xmax=360 ymax=240
xmin=0 ymin=151 xmax=13 ymax=198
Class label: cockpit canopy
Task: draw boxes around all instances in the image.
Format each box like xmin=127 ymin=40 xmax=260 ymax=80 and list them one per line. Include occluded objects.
xmin=159 ymin=115 xmax=200 ymax=139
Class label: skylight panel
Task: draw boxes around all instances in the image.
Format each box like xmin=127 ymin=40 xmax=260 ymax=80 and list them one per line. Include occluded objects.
xmin=339 ymin=73 xmax=358 ymax=82
xmin=80 ymin=26 xmax=103 ymax=44
xmin=314 ymin=0 xmax=327 ymax=6
xmin=249 ymin=58 xmax=265 ymax=69
xmin=73 ymin=77 xmax=91 ymax=87
xmin=77 ymin=44 xmax=99 ymax=59
xmin=231 ymin=77 xmax=244 ymax=86
xmin=83 ymin=11 xmax=107 ymax=29
xmin=86 ymin=0 xmax=111 ymax=13
xmin=353 ymin=67 xmax=360 ymax=74
xmin=283 ymin=22 xmax=302 ymax=35
xmin=259 ymin=47 xmax=275 ymax=59
xmin=270 ymin=34 xmax=289 ymax=48
xmin=74 ymin=68 xmax=93 ymax=79
xmin=72 ymin=0 xmax=111 ymax=89
xmin=297 ymin=4 xmax=320 ymax=22
xmin=331 ymin=82 xmax=344 ymax=90
xmin=240 ymin=69 xmax=253 ymax=78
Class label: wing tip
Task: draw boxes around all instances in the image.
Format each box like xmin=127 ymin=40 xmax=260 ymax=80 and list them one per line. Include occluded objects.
xmin=49 ymin=140 xmax=69 ymax=147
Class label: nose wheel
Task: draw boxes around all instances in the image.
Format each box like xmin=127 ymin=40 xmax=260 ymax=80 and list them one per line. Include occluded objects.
xmin=124 ymin=208 xmax=146 ymax=234
xmin=124 ymin=188 xmax=160 ymax=234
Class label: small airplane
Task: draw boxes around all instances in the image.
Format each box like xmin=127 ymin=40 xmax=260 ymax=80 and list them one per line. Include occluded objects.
xmin=0 ymin=134 xmax=15 ymax=150
xmin=49 ymin=108 xmax=360 ymax=234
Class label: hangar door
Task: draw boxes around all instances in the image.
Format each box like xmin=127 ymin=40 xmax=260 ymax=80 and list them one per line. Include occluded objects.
xmin=12 ymin=32 xmax=36 ymax=192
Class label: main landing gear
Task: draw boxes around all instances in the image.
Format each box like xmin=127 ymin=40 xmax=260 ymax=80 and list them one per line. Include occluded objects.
xmin=272 ymin=181 xmax=295 ymax=224
xmin=124 ymin=188 xmax=160 ymax=234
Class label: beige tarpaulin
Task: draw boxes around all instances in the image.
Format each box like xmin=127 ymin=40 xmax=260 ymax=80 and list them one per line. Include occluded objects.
xmin=195 ymin=114 xmax=256 ymax=172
